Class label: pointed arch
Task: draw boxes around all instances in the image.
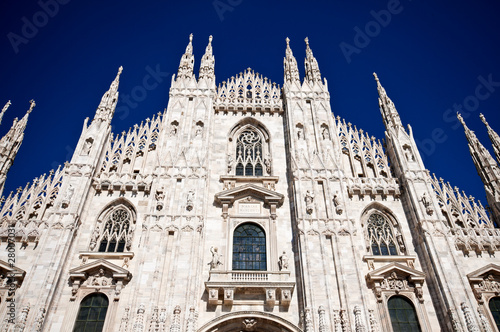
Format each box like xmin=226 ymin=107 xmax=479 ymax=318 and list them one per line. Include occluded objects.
xmin=227 ymin=118 xmax=272 ymax=176
xmin=361 ymin=203 xmax=406 ymax=255
xmin=90 ymin=199 xmax=137 ymax=253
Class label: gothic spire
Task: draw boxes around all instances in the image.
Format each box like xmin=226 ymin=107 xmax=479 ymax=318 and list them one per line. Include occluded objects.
xmin=480 ymin=113 xmax=500 ymax=164
xmin=94 ymin=66 xmax=122 ymax=123
xmin=199 ymin=35 xmax=215 ymax=81
xmin=0 ymin=100 xmax=11 ymax=126
xmin=283 ymin=37 xmax=300 ymax=83
xmin=373 ymin=73 xmax=403 ymax=130
xmin=177 ymin=33 xmax=195 ymax=81
xmin=0 ymin=100 xmax=35 ymax=196
xmin=303 ymin=37 xmax=322 ymax=83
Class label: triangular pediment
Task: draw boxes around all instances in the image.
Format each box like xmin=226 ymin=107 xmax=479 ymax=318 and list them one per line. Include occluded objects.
xmin=215 ymin=183 xmax=284 ymax=207
xmin=467 ymin=263 xmax=500 ymax=282
xmin=367 ymin=262 xmax=425 ymax=283
xmin=0 ymin=259 xmax=25 ymax=279
xmin=69 ymin=258 xmax=131 ymax=281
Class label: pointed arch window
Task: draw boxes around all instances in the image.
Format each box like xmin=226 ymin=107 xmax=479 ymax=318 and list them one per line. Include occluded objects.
xmin=367 ymin=213 xmax=399 ymax=255
xmin=97 ymin=207 xmax=132 ymax=253
xmin=489 ymin=297 xmax=500 ymax=330
xmin=232 ymin=223 xmax=266 ymax=271
xmin=73 ymin=293 xmax=108 ymax=332
xmin=388 ymin=296 xmax=421 ymax=332
xmin=235 ymin=129 xmax=264 ymax=176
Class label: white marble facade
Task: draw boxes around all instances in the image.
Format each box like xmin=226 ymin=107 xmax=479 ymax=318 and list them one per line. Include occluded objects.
xmin=0 ymin=35 xmax=500 ymax=332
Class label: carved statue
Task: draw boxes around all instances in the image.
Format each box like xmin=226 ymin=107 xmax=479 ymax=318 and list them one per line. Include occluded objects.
xmin=195 ymin=124 xmax=202 ymax=137
xmin=170 ymin=123 xmax=178 ymax=136
xmin=297 ymin=128 xmax=303 ymax=140
xmin=242 ymin=318 xmax=257 ymax=331
xmin=90 ymin=268 xmax=110 ymax=286
xmin=264 ymin=155 xmax=271 ymax=174
xmin=186 ymin=190 xmax=195 ymax=211
xmin=421 ymin=193 xmax=434 ymax=216
xmin=227 ymin=154 xmax=234 ymax=173
xmin=82 ymin=139 xmax=93 ymax=156
xmin=305 ymin=190 xmax=314 ymax=214
xmin=62 ymin=185 xmax=74 ymax=208
xmin=89 ymin=226 xmax=100 ymax=250
xmin=210 ymin=246 xmax=222 ymax=270
xmin=279 ymin=251 xmax=289 ymax=271
xmin=322 ymin=127 xmax=330 ymax=140
xmin=155 ymin=187 xmax=165 ymax=201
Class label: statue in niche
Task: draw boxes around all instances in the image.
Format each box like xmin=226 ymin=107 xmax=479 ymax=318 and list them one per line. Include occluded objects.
xmin=322 ymin=127 xmax=330 ymax=140
xmin=155 ymin=186 xmax=165 ymax=201
xmin=82 ymin=138 xmax=93 ymax=156
xmin=404 ymin=146 xmax=415 ymax=162
xmin=195 ymin=124 xmax=203 ymax=137
xmin=186 ymin=190 xmax=195 ymax=211
xmin=209 ymin=246 xmax=222 ymax=270
xmin=279 ymin=251 xmax=289 ymax=271
xmin=421 ymin=193 xmax=434 ymax=216
xmin=170 ymin=123 xmax=178 ymax=136
xmin=61 ymin=184 xmax=74 ymax=208
xmin=297 ymin=128 xmax=303 ymax=140
xmin=305 ymin=190 xmax=314 ymax=214
xmin=333 ymin=192 xmax=343 ymax=215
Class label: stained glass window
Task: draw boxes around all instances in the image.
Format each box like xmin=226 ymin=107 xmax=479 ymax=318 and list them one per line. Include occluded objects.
xmin=235 ymin=129 xmax=263 ymax=176
xmin=489 ymin=297 xmax=500 ymax=330
xmin=232 ymin=223 xmax=266 ymax=271
xmin=73 ymin=294 xmax=108 ymax=332
xmin=388 ymin=296 xmax=421 ymax=332
xmin=367 ymin=213 xmax=398 ymax=255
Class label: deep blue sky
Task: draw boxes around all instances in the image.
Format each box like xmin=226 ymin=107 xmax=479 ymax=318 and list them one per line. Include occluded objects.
xmin=0 ymin=0 xmax=499 ymax=208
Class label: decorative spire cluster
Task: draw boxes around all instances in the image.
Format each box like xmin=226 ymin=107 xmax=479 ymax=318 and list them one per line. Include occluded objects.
xmin=373 ymin=73 xmax=403 ymax=130
xmin=0 ymin=100 xmax=11 ymax=126
xmin=199 ymin=35 xmax=215 ymax=81
xmin=0 ymin=100 xmax=36 ymax=196
xmin=283 ymin=37 xmax=300 ymax=83
xmin=94 ymin=66 xmax=123 ymax=123
xmin=457 ymin=113 xmax=498 ymax=168
xmin=303 ymin=37 xmax=322 ymax=83
xmin=177 ymin=33 xmax=195 ymax=80
xmin=480 ymin=113 xmax=500 ymax=164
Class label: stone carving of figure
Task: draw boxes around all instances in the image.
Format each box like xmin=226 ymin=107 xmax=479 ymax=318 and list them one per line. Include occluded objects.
xmin=305 ymin=190 xmax=314 ymax=214
xmin=210 ymin=246 xmax=222 ymax=270
xmin=322 ymin=127 xmax=330 ymax=140
xmin=187 ymin=190 xmax=195 ymax=205
xmin=155 ymin=187 xmax=164 ymax=201
xmin=242 ymin=318 xmax=257 ymax=330
xmin=404 ymin=147 xmax=415 ymax=162
xmin=421 ymin=193 xmax=434 ymax=216
xmin=170 ymin=123 xmax=178 ymax=136
xmin=91 ymin=268 xmax=110 ymax=286
xmin=64 ymin=185 xmax=74 ymax=201
xmin=333 ymin=194 xmax=340 ymax=207
xmin=82 ymin=138 xmax=93 ymax=156
xmin=279 ymin=251 xmax=289 ymax=271
xmin=210 ymin=289 xmax=217 ymax=298
xmin=195 ymin=124 xmax=202 ymax=137
xmin=264 ymin=155 xmax=271 ymax=174
xmin=89 ymin=226 xmax=100 ymax=250
xmin=297 ymin=128 xmax=303 ymax=140
xmin=227 ymin=154 xmax=233 ymax=173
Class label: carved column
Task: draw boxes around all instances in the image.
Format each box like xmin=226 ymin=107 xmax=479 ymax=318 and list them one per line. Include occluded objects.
xmin=132 ymin=304 xmax=145 ymax=332
xmin=304 ymin=308 xmax=313 ymax=332
xmin=461 ymin=303 xmax=480 ymax=332
xmin=333 ymin=310 xmax=342 ymax=332
xmin=169 ymin=305 xmax=181 ymax=332
xmin=449 ymin=309 xmax=464 ymax=332
xmin=119 ymin=306 xmax=130 ymax=332
xmin=477 ymin=308 xmax=493 ymax=332
xmin=368 ymin=309 xmax=379 ymax=332
xmin=318 ymin=306 xmax=327 ymax=332
xmin=186 ymin=306 xmax=198 ymax=332
xmin=354 ymin=306 xmax=366 ymax=332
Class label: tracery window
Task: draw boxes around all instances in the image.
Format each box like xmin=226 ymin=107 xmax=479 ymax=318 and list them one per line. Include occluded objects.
xmin=96 ymin=207 xmax=132 ymax=253
xmin=235 ymin=129 xmax=264 ymax=176
xmin=232 ymin=223 xmax=266 ymax=271
xmin=388 ymin=296 xmax=422 ymax=332
xmin=73 ymin=293 xmax=108 ymax=332
xmin=367 ymin=213 xmax=399 ymax=256
xmin=489 ymin=297 xmax=500 ymax=330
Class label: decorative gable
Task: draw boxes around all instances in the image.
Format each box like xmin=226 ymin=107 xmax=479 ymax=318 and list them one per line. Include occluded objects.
xmin=467 ymin=263 xmax=500 ymax=304
xmin=69 ymin=259 xmax=131 ymax=301
xmin=367 ymin=262 xmax=426 ymax=303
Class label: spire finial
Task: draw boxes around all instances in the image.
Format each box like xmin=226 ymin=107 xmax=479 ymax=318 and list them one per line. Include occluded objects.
xmin=28 ymin=99 xmax=36 ymax=114
xmin=286 ymin=37 xmax=290 ymax=46
xmin=373 ymin=72 xmax=379 ymax=82
xmin=2 ymin=101 xmax=11 ymax=112
xmin=209 ymin=35 xmax=213 ymax=44
xmin=480 ymin=113 xmax=488 ymax=126
xmin=457 ymin=112 xmax=465 ymax=126
xmin=305 ymin=37 xmax=309 ymax=46
xmin=185 ymin=33 xmax=194 ymax=55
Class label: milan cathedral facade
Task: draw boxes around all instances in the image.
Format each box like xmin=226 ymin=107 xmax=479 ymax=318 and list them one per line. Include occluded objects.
xmin=1 ymin=35 xmax=500 ymax=332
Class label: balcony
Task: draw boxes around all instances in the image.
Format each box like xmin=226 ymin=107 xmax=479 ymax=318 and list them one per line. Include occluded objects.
xmin=205 ymin=270 xmax=295 ymax=307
